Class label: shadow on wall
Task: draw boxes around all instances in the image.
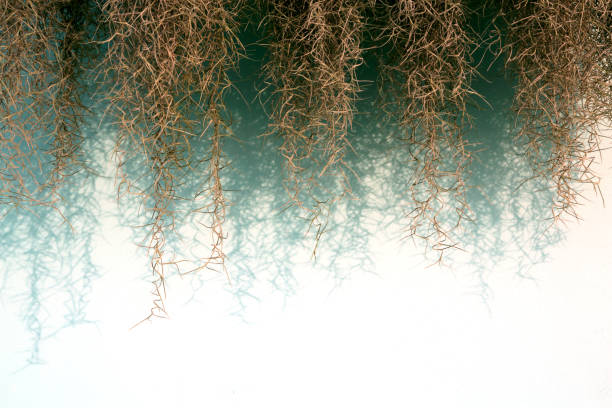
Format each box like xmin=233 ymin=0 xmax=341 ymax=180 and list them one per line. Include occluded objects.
xmin=0 ymin=115 xmax=103 ymax=365
xmin=187 ymin=43 xmax=569 ymax=309
xmin=0 ymin=29 xmax=586 ymax=363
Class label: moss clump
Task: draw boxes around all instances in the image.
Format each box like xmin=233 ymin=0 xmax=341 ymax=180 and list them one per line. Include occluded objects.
xmin=500 ymin=0 xmax=612 ymax=222
xmin=260 ymin=0 xmax=368 ymax=255
xmin=376 ymin=0 xmax=479 ymax=262
xmin=1 ymin=0 xmax=96 ymax=213
xmin=99 ymin=0 xmax=242 ymax=321
xmin=0 ymin=0 xmax=610 ymax=325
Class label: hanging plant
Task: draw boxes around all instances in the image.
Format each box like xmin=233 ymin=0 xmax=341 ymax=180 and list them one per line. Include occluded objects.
xmin=260 ymin=0 xmax=368 ymax=256
xmin=0 ymin=0 xmax=96 ymax=214
xmin=500 ymin=0 xmax=612 ymax=222
xmin=0 ymin=0 xmax=610 ymax=354
xmin=376 ymin=0 xmax=479 ymax=262
xmin=99 ymin=0 xmax=242 ymax=321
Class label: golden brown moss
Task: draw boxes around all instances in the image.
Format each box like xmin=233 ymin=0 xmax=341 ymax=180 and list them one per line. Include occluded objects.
xmin=1 ymin=0 xmax=611 ymax=326
xmin=260 ymin=0 xmax=367 ymax=256
xmin=377 ymin=0 xmax=479 ymax=262
xmin=501 ymin=0 xmax=612 ymax=222
xmin=0 ymin=0 xmax=93 ymax=212
xmin=100 ymin=0 xmax=242 ymax=320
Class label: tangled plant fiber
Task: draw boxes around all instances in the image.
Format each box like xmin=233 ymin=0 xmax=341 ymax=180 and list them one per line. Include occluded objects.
xmin=99 ymin=0 xmax=242 ymax=321
xmin=376 ymin=0 xmax=480 ymax=262
xmin=1 ymin=0 xmax=95 ymax=214
xmin=499 ymin=0 xmax=612 ymax=222
xmin=0 ymin=0 xmax=610 ymax=331
xmin=260 ymin=0 xmax=369 ymax=255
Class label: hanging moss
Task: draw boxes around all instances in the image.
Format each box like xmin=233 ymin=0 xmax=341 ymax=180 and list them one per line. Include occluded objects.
xmin=0 ymin=0 xmax=97 ymax=213
xmin=375 ymin=0 xmax=479 ymax=262
xmin=499 ymin=0 xmax=612 ymax=222
xmin=259 ymin=0 xmax=369 ymax=256
xmin=99 ymin=0 xmax=242 ymax=321
xmin=1 ymin=0 xmax=610 ymax=341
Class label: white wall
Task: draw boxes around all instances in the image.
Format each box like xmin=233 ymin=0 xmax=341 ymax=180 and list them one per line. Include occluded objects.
xmin=1 ymin=121 xmax=611 ymax=408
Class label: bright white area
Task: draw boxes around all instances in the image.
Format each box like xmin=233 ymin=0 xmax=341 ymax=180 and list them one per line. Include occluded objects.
xmin=1 ymin=128 xmax=612 ymax=408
